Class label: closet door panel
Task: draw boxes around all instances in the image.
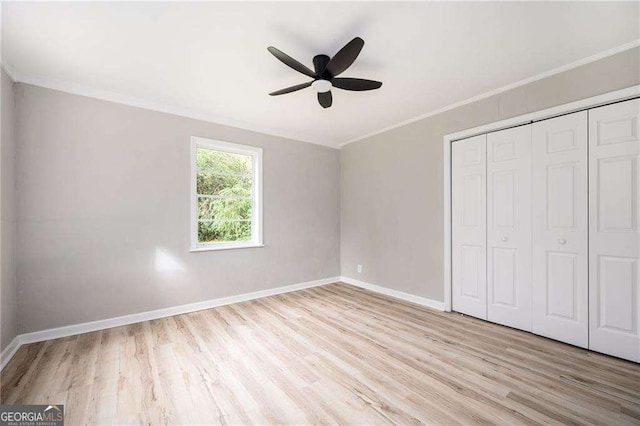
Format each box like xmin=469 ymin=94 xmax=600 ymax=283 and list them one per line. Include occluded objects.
xmin=452 ymin=134 xmax=487 ymax=319
xmin=532 ymin=111 xmax=589 ymax=348
xmin=589 ymin=98 xmax=640 ymax=362
xmin=487 ymin=126 xmax=532 ymax=331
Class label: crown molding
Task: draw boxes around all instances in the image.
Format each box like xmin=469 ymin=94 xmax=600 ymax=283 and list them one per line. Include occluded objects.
xmin=340 ymin=39 xmax=640 ymax=147
xmin=9 ymin=72 xmax=340 ymax=149
xmin=1 ymin=63 xmax=18 ymax=83
xmin=5 ymin=40 xmax=639 ymax=150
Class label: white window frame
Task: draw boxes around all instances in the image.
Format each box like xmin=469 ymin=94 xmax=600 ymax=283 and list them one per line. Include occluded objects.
xmin=190 ymin=136 xmax=263 ymax=252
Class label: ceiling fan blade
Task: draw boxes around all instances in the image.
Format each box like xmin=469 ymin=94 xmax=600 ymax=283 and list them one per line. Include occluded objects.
xmin=332 ymin=78 xmax=382 ymax=91
xmin=318 ymin=91 xmax=332 ymax=108
xmin=269 ymin=81 xmax=312 ymax=96
xmin=267 ymin=46 xmax=316 ymax=78
xmin=325 ymin=37 xmax=364 ymax=77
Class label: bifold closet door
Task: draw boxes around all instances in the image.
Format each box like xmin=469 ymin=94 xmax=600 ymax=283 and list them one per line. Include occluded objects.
xmin=589 ymin=99 xmax=640 ymax=363
xmin=486 ymin=126 xmax=532 ymax=331
xmin=532 ymin=111 xmax=589 ymax=348
xmin=452 ymin=134 xmax=487 ymax=320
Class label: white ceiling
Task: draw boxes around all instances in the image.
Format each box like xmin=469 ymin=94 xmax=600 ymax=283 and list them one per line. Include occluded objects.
xmin=3 ymin=2 xmax=639 ymax=148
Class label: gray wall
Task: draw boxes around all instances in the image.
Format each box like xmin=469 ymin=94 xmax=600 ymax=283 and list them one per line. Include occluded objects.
xmin=341 ymin=47 xmax=640 ymax=302
xmin=1 ymin=69 xmax=17 ymax=351
xmin=7 ymin=47 xmax=640 ymax=336
xmin=15 ymin=84 xmax=340 ymax=334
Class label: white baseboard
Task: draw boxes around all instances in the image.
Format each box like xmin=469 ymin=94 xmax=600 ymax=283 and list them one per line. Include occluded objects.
xmin=1 ymin=276 xmax=340 ymax=371
xmin=340 ymin=276 xmax=445 ymax=311
xmin=1 ymin=275 xmax=442 ymax=370
xmin=0 ymin=336 xmax=21 ymax=371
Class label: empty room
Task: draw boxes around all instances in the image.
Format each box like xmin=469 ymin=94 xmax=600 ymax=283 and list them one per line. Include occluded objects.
xmin=1 ymin=1 xmax=639 ymax=424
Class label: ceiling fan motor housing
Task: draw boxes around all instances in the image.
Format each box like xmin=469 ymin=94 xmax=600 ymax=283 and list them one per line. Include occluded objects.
xmin=313 ymin=54 xmax=331 ymax=78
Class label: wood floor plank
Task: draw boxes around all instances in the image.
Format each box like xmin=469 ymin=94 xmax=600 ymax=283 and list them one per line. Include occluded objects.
xmin=306 ymin=286 xmax=631 ymax=422
xmin=1 ymin=282 xmax=639 ymax=425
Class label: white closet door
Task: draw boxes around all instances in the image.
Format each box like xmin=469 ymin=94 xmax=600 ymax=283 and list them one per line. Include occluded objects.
xmin=487 ymin=126 xmax=532 ymax=331
xmin=532 ymin=111 xmax=589 ymax=348
xmin=589 ymin=99 xmax=640 ymax=363
xmin=452 ymin=134 xmax=487 ymax=319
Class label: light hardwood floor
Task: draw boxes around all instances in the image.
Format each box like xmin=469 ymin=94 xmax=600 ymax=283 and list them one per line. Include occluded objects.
xmin=1 ymin=283 xmax=639 ymax=425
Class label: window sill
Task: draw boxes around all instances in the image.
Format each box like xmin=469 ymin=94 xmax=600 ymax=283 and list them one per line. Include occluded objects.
xmin=190 ymin=244 xmax=264 ymax=253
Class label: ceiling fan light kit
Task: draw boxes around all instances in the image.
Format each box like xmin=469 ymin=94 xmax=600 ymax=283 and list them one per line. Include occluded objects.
xmin=311 ymin=79 xmax=332 ymax=93
xmin=268 ymin=37 xmax=382 ymax=109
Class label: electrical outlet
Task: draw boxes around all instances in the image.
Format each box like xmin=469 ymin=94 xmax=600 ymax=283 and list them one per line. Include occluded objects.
xmin=357 ymin=264 xmax=363 ymax=273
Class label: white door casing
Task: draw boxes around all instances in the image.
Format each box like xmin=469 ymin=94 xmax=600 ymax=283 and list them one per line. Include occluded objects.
xmin=532 ymin=111 xmax=589 ymax=348
xmin=452 ymin=134 xmax=487 ymax=319
xmin=589 ymin=98 xmax=640 ymax=362
xmin=486 ymin=125 xmax=532 ymax=331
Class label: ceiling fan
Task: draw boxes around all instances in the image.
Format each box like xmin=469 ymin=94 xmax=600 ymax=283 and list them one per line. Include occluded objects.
xmin=267 ymin=37 xmax=382 ymax=109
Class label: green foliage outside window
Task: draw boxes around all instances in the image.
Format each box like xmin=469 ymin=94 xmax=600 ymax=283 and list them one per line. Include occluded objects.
xmin=196 ymin=149 xmax=253 ymax=243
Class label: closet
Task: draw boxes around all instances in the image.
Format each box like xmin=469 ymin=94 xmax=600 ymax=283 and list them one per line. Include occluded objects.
xmin=451 ymin=98 xmax=640 ymax=362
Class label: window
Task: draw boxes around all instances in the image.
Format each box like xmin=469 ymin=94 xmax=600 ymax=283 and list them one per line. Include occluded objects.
xmin=190 ymin=137 xmax=263 ymax=251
